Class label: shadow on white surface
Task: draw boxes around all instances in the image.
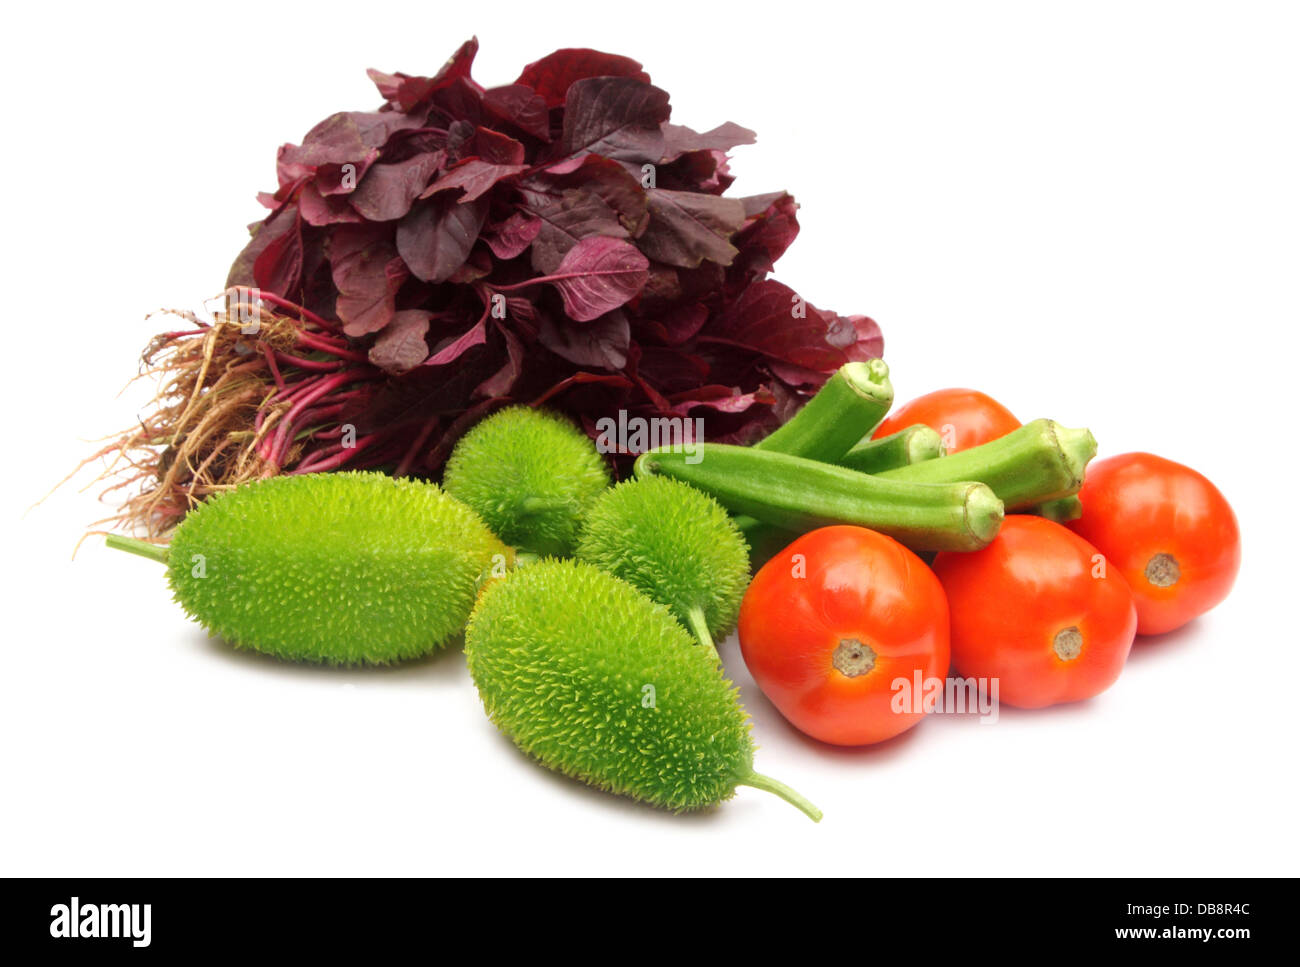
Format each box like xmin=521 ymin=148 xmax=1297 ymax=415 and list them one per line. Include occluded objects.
xmin=187 ymin=628 xmax=470 ymax=684
xmin=1124 ymin=620 xmax=1206 ymax=665
xmin=477 ymin=719 xmax=734 ymax=827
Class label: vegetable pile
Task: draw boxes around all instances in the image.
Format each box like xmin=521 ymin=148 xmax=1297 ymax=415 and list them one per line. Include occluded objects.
xmin=105 ymin=363 xmax=1241 ymax=819
xmin=93 ymin=39 xmax=881 ymax=536
xmin=703 ymin=379 xmax=1240 ymax=741
xmin=93 ymin=42 xmax=1242 ymax=822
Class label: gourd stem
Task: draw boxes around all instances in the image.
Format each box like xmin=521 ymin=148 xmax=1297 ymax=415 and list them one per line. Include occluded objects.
xmin=737 ymin=772 xmax=823 ymax=822
xmin=104 ymin=534 xmax=169 ymax=564
xmin=684 ymin=605 xmax=719 ymax=661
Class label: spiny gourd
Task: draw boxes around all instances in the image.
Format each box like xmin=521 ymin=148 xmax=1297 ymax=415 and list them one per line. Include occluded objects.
xmin=442 ymin=405 xmax=610 ymax=557
xmin=106 ymin=472 xmax=509 ymax=664
xmin=576 ymin=476 xmax=750 ymax=657
xmin=464 ymin=559 xmax=821 ymax=820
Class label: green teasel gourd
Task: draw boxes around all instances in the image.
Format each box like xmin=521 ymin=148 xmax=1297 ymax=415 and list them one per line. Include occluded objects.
xmin=442 ymin=406 xmax=610 ymax=558
xmin=576 ymin=476 xmax=750 ymax=657
xmin=465 ymin=560 xmax=821 ymax=820
xmin=107 ymin=472 xmax=510 ymax=664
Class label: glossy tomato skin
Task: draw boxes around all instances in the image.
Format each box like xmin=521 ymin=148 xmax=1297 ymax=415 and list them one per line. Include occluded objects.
xmin=1067 ymin=453 xmax=1240 ymax=635
xmin=932 ymin=516 xmax=1137 ymax=709
xmin=738 ymin=526 xmax=950 ymax=746
xmin=871 ymin=388 xmax=1021 ymax=453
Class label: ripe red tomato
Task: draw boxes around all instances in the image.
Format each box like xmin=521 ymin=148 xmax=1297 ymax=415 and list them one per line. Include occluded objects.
xmin=932 ymin=516 xmax=1137 ymax=709
xmin=738 ymin=526 xmax=950 ymax=746
xmin=1067 ymin=453 xmax=1240 ymax=635
xmin=871 ymin=388 xmax=1021 ymax=453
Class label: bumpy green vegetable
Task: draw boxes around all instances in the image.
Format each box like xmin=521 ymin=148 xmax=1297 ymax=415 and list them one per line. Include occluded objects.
xmin=442 ymin=406 xmax=610 ymax=557
xmin=465 ymin=560 xmax=821 ymax=819
xmin=875 ymin=419 xmax=1096 ymax=510
xmin=839 ymin=424 xmax=947 ymax=474
xmin=576 ymin=476 xmax=749 ymax=657
xmin=106 ymin=472 xmax=509 ymax=664
xmin=754 ymin=359 xmax=893 ymax=461
xmin=637 ymin=444 xmax=1004 ymax=552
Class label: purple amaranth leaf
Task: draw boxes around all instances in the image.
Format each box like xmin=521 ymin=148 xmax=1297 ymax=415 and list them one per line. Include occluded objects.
xmin=473 ymin=127 xmax=527 ymax=165
xmin=655 ymin=149 xmax=735 ymax=194
xmin=634 ymin=302 xmax=708 ymax=346
xmin=428 ymin=77 xmax=485 ymax=127
xmin=447 ymin=247 xmax=493 ymax=283
xmin=532 ymin=235 xmax=649 ymax=322
xmin=515 ymin=48 xmax=650 ymax=108
xmin=559 ymin=77 xmax=671 ymax=163
xmin=396 ymin=194 xmax=489 ymax=283
xmin=330 ymin=224 xmax=408 ymax=336
xmin=705 ymin=279 xmax=851 ymax=371
xmin=482 ymin=85 xmax=552 ymax=141
xmin=669 ymin=385 xmax=774 ymax=415
xmin=227 ymin=204 xmax=299 ymax=289
xmin=660 ymin=122 xmax=756 ymax=161
xmin=638 ymin=189 xmax=745 ymax=268
xmin=281 ymin=111 xmax=427 ymax=168
xmin=475 ymin=322 xmax=527 ymax=397
xmin=483 ymin=211 xmax=542 ymax=259
xmin=426 ymin=315 xmax=488 ymax=366
xmin=368 ymin=37 xmax=479 ymax=112
xmin=315 ymin=155 xmax=378 ymax=196
xmin=727 ymin=191 xmax=800 ymax=288
xmin=518 ymin=184 xmax=630 ymax=274
xmin=444 ymin=120 xmax=477 ymax=160
xmin=540 ymin=309 xmax=631 ymax=370
xmin=533 ymin=154 xmax=649 ymax=235
xmin=841 ymin=314 xmax=885 ymax=361
xmin=227 ymin=38 xmax=879 ymax=480
xmin=252 ymin=207 xmax=305 ymax=296
xmin=368 ymin=309 xmax=432 ymax=373
xmin=349 ymin=153 xmax=445 ymax=221
xmin=299 ymin=182 xmax=365 ymax=226
xmin=633 ymin=345 xmax=711 ymax=396
xmin=421 ymin=158 xmax=529 ymax=202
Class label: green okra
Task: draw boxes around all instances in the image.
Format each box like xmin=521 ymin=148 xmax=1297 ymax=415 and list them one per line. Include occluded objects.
xmin=1029 ymin=495 xmax=1084 ymax=523
xmin=636 ymin=444 xmax=1003 ymax=552
xmin=753 ymin=359 xmax=893 ymax=462
xmin=839 ymin=423 xmax=947 ymax=475
xmin=873 ymin=419 xmax=1096 ymax=510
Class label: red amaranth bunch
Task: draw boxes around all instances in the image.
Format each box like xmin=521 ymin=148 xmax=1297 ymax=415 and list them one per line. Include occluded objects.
xmin=226 ymin=38 xmax=882 ymax=473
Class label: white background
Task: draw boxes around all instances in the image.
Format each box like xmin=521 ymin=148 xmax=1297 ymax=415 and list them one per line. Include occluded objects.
xmin=3 ymin=1 xmax=1297 ymax=876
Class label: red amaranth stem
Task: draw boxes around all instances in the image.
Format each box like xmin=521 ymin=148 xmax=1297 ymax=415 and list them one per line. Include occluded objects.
xmin=274 ymin=372 xmax=333 ymax=406
xmin=235 ymin=288 xmax=340 ymax=333
xmin=261 ymin=344 xmax=288 ymax=392
xmin=393 ymin=415 xmax=441 ymax=478
xmin=294 ymin=330 xmax=369 ymax=363
xmin=292 ymin=433 xmax=386 ymax=474
xmin=267 ymin=370 xmax=375 ymax=469
xmin=293 ymin=403 xmax=349 ymax=432
xmin=273 ymin=349 xmax=347 ymax=373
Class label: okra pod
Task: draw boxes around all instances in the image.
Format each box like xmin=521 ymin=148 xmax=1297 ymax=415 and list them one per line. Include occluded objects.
xmin=753 ymin=359 xmax=893 ymax=462
xmin=873 ymin=419 xmax=1096 ymax=510
xmin=839 ymin=424 xmax=946 ymax=474
xmin=636 ymin=444 xmax=1003 ymax=552
xmin=1029 ymin=495 xmax=1084 ymax=523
